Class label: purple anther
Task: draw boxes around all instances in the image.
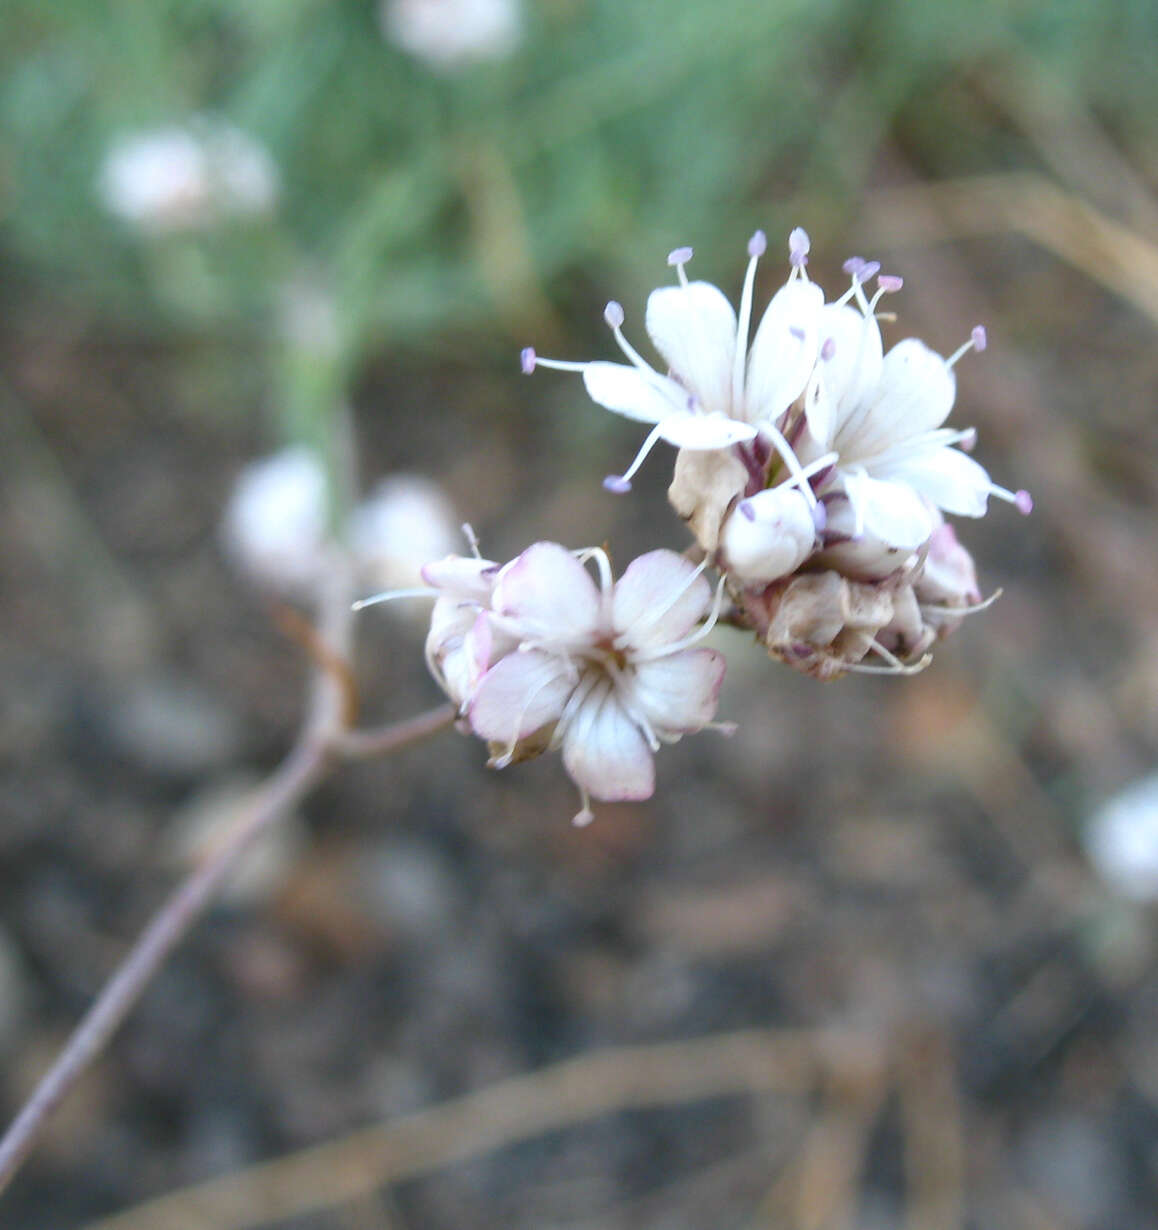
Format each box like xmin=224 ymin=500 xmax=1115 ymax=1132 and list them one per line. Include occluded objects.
xmin=877 ymin=274 xmax=904 ymax=293
xmin=842 ymin=256 xmax=866 ymax=276
xmin=859 ymin=260 xmax=881 ymax=281
xmin=820 ymin=336 xmax=836 ymax=360
xmin=748 ymin=229 xmax=768 ymax=258
xmin=738 ymin=499 xmax=756 ymax=522
xmin=812 ymin=501 xmax=828 ymax=533
xmin=789 ymin=325 xmax=806 ymax=341
xmin=1014 ymin=489 xmax=1034 ymax=515
xmin=520 ymin=347 xmax=536 ymax=374
xmin=603 ymin=301 xmax=625 ymax=329
xmin=959 ymin=427 xmax=977 ymax=453
xmin=788 ymin=226 xmax=811 ymax=267
xmin=603 ymin=474 xmax=632 ymax=494
xmin=667 ymin=245 xmax=694 ymax=267
xmin=971 ymin=325 xmax=988 ymax=353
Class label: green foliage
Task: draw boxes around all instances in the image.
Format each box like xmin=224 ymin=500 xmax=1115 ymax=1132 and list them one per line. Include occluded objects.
xmin=1 ymin=0 xmax=1154 ymax=435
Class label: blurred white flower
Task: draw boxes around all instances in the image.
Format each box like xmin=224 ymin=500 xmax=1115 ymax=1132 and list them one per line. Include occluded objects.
xmin=381 ymin=0 xmax=522 ymax=70
xmin=467 ymin=543 xmax=727 ymax=825
xmin=99 ymin=119 xmax=278 ymax=231
xmin=222 ymin=447 xmax=329 ymax=594
xmin=352 ymin=475 xmax=461 ymax=596
xmin=1085 ymin=773 xmax=1158 ymax=902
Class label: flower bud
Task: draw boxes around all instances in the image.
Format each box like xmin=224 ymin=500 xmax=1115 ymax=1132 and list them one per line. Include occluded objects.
xmin=719 ymin=486 xmax=817 ymax=584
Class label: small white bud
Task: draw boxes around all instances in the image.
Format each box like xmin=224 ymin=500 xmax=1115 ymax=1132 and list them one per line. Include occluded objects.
xmin=720 ymin=486 xmax=817 ymax=584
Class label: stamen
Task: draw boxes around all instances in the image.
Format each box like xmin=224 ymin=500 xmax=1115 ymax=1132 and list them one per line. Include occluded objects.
xmin=633 ymin=574 xmax=729 ymax=662
xmin=858 ymin=260 xmax=881 ymax=281
xmin=958 ymin=427 xmax=978 ymax=453
xmin=849 ymin=643 xmax=932 ymax=676
xmin=352 ymin=586 xmax=435 ymax=611
xmin=603 ymin=301 xmax=625 ymax=329
xmin=877 ymin=274 xmax=904 ymax=293
xmin=921 ymin=587 xmax=1003 ymax=618
xmin=739 ymin=499 xmax=756 ymax=521
xmin=667 ymin=246 xmax=694 ymax=287
xmin=947 ymin=325 xmax=987 ymax=368
xmin=788 ymin=226 xmax=811 ymax=269
xmin=789 ymin=325 xmax=806 ymax=341
xmin=732 ymin=232 xmax=766 ymax=415
xmin=530 ymin=355 xmax=593 ymax=373
xmin=573 ymin=786 xmax=595 ymax=827
xmin=705 ymin=720 xmax=739 ymax=737
xmin=842 ymin=256 xmax=866 ymax=276
xmin=988 ymin=483 xmax=1033 ymax=514
xmin=520 ymin=347 xmax=536 ymax=374
xmin=462 ymin=522 xmax=482 ymax=557
xmin=603 ymin=421 xmax=667 ymax=492
xmin=756 ymin=423 xmax=827 ymax=508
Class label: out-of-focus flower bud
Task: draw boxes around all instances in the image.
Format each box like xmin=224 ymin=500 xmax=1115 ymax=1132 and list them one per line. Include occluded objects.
xmin=352 ymin=476 xmax=461 ymax=598
xmin=381 ymin=0 xmax=522 ymax=71
xmin=99 ymin=119 xmax=278 ymax=232
xmin=222 ymin=448 xmax=329 ymax=595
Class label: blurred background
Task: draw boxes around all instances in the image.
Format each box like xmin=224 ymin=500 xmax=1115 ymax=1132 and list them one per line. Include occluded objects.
xmin=3 ymin=0 xmax=1158 ymax=1226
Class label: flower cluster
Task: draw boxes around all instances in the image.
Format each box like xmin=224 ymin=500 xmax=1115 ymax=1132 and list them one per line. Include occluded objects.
xmin=524 ymin=229 xmax=1030 ymax=680
xmin=419 ymin=542 xmax=727 ymax=824
xmin=360 ymin=228 xmax=1028 ymax=821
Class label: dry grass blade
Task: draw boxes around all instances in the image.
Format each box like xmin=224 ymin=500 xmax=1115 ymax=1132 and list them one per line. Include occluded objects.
xmin=87 ymin=1029 xmax=858 ymax=1230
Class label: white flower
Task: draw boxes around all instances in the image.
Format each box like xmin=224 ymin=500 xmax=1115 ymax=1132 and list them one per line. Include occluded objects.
xmin=523 ymin=229 xmax=834 ymax=500
xmin=352 ymin=476 xmax=461 ymax=597
xmin=466 ymin=543 xmax=727 ymax=825
xmin=222 ymin=447 xmax=329 ymax=593
xmin=718 ymin=485 xmax=819 ymax=585
xmin=803 ymin=262 xmax=1031 ymax=571
xmin=381 ymin=0 xmax=522 ymax=70
xmin=99 ymin=120 xmax=278 ymax=232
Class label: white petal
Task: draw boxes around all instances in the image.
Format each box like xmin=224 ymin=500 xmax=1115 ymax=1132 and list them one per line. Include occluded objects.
xmin=645 ymin=281 xmax=738 ymax=415
xmin=491 ymin=542 xmax=601 ymax=642
xmin=744 ymin=279 xmax=824 ymax=424
xmin=627 ymin=649 xmax=725 ymax=734
xmin=468 ymin=650 xmax=573 ymax=742
xmin=812 ymin=303 xmax=883 ymax=444
xmin=582 ymin=362 xmax=685 ymax=425
xmin=843 ymin=470 xmax=935 ymax=551
xmin=612 ymin=550 xmax=712 ymax=649
xmin=421 ymin=554 xmax=499 ymax=601
xmin=656 ymin=411 xmax=757 ymax=450
xmin=877 ymin=446 xmax=992 ymax=518
xmin=562 ymin=686 xmax=655 ymax=802
xmin=841 ymin=338 xmax=955 ymax=459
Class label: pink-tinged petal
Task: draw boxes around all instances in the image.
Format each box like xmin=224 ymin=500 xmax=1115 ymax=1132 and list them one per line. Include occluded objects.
xmin=843 ymin=470 xmax=935 ymax=551
xmin=582 ymin=362 xmax=684 ymax=425
xmin=561 ymin=686 xmax=655 ymax=802
xmin=812 ymin=303 xmax=883 ymax=445
xmin=468 ymin=650 xmax=573 ymax=742
xmin=627 ymin=649 xmax=725 ymax=733
xmin=842 ymin=338 xmax=955 ymax=458
xmin=744 ymin=279 xmax=824 ymax=424
xmin=491 ymin=542 xmax=601 ymax=642
xmin=612 ymin=550 xmax=712 ymax=648
xmin=644 ymin=281 xmax=738 ymax=415
xmin=877 ymin=447 xmax=992 ymax=518
xmin=656 ymin=411 xmax=757 ymax=450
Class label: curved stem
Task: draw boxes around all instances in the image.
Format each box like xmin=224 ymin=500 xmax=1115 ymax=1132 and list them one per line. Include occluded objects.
xmin=0 ymin=702 xmax=453 ymax=1198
